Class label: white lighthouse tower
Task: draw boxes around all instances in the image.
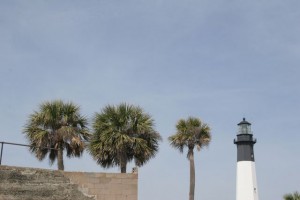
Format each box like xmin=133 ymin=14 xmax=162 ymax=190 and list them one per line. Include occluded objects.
xmin=234 ymin=118 xmax=259 ymax=200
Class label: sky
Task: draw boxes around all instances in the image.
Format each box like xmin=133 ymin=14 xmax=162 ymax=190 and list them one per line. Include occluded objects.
xmin=0 ymin=0 xmax=300 ymax=199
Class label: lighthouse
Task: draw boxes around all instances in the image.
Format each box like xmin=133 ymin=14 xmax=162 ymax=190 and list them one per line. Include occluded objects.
xmin=234 ymin=118 xmax=259 ymax=200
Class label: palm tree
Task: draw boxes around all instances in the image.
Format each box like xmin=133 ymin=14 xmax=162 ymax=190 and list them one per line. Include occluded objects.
xmin=168 ymin=117 xmax=211 ymax=200
xmin=88 ymin=103 xmax=161 ymax=173
xmin=284 ymin=192 xmax=300 ymax=200
xmin=23 ymin=100 xmax=90 ymax=170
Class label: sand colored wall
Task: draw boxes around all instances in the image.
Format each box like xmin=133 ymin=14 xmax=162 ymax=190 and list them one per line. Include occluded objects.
xmin=63 ymin=171 xmax=138 ymax=200
xmin=0 ymin=165 xmax=94 ymax=200
xmin=0 ymin=165 xmax=138 ymax=200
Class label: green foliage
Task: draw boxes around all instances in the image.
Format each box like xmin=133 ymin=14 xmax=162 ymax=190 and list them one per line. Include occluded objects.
xmin=168 ymin=117 xmax=211 ymax=157
xmin=284 ymin=192 xmax=300 ymax=200
xmin=88 ymin=103 xmax=161 ymax=172
xmin=23 ymin=100 xmax=90 ymax=169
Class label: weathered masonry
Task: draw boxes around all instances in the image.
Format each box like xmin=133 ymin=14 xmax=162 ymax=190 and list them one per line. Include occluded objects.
xmin=0 ymin=165 xmax=138 ymax=200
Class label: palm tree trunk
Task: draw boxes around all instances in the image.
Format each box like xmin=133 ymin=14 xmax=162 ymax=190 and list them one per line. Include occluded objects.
xmin=121 ymin=163 xmax=127 ymax=173
xmin=189 ymin=149 xmax=195 ymax=200
xmin=120 ymin=153 xmax=127 ymax=173
xmin=57 ymin=146 xmax=64 ymax=171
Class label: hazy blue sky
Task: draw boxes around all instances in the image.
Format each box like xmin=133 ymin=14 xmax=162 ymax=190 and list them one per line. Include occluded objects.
xmin=1 ymin=1 xmax=300 ymax=200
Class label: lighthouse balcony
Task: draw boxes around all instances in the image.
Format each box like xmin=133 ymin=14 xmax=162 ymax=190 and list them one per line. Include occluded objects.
xmin=234 ymin=134 xmax=256 ymax=144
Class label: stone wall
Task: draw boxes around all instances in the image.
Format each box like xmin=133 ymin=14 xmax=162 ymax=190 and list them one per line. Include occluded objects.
xmin=63 ymin=171 xmax=138 ymax=200
xmin=0 ymin=165 xmax=138 ymax=200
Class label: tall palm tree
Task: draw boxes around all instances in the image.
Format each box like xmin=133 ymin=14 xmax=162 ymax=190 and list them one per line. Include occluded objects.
xmin=23 ymin=100 xmax=90 ymax=170
xmin=168 ymin=117 xmax=211 ymax=200
xmin=88 ymin=103 xmax=161 ymax=173
xmin=284 ymin=192 xmax=300 ymax=200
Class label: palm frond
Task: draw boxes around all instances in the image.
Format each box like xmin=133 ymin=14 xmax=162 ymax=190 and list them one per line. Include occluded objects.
xmin=169 ymin=116 xmax=211 ymax=157
xmin=89 ymin=103 xmax=161 ymax=171
xmin=284 ymin=192 xmax=300 ymax=200
xmin=23 ymin=100 xmax=89 ymax=168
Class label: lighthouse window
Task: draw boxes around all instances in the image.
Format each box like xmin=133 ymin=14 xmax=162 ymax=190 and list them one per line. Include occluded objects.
xmin=239 ymin=124 xmax=251 ymax=134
